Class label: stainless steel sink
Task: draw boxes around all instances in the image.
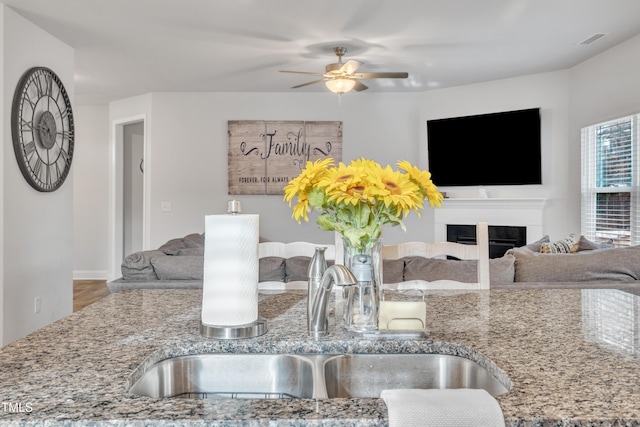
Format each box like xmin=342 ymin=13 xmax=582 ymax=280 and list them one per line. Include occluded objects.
xmin=128 ymin=353 xmax=509 ymax=399
xmin=128 ymin=354 xmax=315 ymax=399
xmin=323 ymin=354 xmax=509 ymax=398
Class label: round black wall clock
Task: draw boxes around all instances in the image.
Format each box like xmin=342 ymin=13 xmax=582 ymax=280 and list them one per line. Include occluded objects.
xmin=11 ymin=66 xmax=75 ymax=192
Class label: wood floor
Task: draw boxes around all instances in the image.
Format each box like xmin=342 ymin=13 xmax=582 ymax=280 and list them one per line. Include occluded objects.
xmin=73 ymin=280 xmax=110 ymax=312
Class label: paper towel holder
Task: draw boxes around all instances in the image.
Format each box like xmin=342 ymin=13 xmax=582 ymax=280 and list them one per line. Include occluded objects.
xmin=228 ymin=199 xmax=241 ymax=214
xmin=200 ymin=203 xmax=267 ymax=339
xmin=200 ymin=317 xmax=268 ymax=339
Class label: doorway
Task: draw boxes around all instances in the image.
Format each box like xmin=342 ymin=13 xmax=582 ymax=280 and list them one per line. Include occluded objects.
xmin=110 ymin=115 xmax=147 ymax=281
xmin=123 ymin=122 xmax=144 ymax=256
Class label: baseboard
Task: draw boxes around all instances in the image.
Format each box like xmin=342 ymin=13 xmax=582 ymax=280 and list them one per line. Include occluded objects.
xmin=73 ymin=270 xmax=109 ymax=281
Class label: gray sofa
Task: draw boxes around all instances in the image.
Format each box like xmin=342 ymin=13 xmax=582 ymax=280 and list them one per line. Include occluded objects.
xmin=107 ymin=233 xmax=640 ymax=292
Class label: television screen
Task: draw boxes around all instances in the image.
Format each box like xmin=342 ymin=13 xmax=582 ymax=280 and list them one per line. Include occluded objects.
xmin=427 ymin=108 xmax=541 ymax=186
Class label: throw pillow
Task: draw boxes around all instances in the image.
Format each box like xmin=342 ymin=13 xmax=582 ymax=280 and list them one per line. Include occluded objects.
xmin=575 ymin=235 xmax=615 ymax=251
xmin=540 ymin=234 xmax=578 ymax=254
xmin=519 ymin=235 xmax=550 ymax=253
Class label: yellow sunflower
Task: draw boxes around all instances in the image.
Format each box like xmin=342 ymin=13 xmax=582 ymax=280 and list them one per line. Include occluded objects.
xmin=284 ymin=158 xmax=332 ymax=202
xmin=284 ymin=158 xmax=333 ymax=222
xmin=349 ymin=157 xmax=382 ymax=172
xmin=397 ymin=160 xmax=444 ymax=207
xmin=290 ymin=194 xmax=310 ymax=222
xmin=318 ymin=162 xmax=369 ymax=206
xmin=376 ymin=165 xmax=423 ymax=217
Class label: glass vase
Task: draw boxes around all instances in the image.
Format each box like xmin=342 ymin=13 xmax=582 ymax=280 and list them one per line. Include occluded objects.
xmin=342 ymin=237 xmax=382 ymax=332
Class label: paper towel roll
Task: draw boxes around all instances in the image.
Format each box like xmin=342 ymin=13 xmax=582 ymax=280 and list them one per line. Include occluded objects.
xmin=201 ymin=214 xmax=259 ymax=326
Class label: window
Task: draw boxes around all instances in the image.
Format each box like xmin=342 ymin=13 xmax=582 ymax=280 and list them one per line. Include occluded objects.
xmin=581 ymin=114 xmax=640 ymax=246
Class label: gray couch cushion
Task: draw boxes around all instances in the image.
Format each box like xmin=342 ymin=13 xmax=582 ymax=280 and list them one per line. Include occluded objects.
xmin=158 ymin=233 xmax=204 ymax=255
xmin=403 ymin=255 xmax=515 ymax=283
xmin=285 ymin=256 xmax=312 ymax=282
xmin=383 ymin=259 xmax=405 ymax=283
xmin=259 ymin=257 xmax=286 ymax=282
xmin=151 ymin=254 xmax=288 ymax=282
xmin=183 ymin=233 xmax=205 ymax=248
xmin=151 ymin=255 xmax=204 ymax=280
xmin=158 ymin=238 xmax=187 ymax=255
xmin=121 ymin=250 xmax=164 ymax=280
xmin=511 ymin=245 xmax=640 ymax=282
xmin=176 ymin=247 xmax=204 ymax=256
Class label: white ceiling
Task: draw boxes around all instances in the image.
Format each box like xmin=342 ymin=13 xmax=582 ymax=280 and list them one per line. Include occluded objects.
xmin=4 ymin=0 xmax=640 ymax=105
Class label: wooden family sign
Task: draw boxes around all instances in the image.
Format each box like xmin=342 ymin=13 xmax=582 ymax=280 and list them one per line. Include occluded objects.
xmin=228 ymin=120 xmax=343 ymax=195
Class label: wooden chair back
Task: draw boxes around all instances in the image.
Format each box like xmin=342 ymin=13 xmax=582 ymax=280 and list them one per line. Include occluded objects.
xmin=382 ymin=222 xmax=490 ymax=290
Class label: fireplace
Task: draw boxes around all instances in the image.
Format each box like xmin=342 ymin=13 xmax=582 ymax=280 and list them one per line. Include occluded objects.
xmin=433 ymin=198 xmax=547 ymax=248
xmin=447 ymin=224 xmax=526 ymax=258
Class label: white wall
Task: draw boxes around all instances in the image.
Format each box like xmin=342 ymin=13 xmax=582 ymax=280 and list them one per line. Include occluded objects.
xmin=2 ymin=6 xmax=74 ymax=345
xmin=73 ymin=105 xmax=109 ymax=279
xmin=418 ymin=70 xmax=574 ymax=240
xmin=570 ymin=33 xmax=640 ymax=134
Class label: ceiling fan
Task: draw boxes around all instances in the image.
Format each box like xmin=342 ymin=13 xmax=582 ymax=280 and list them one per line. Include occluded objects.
xmin=280 ymin=47 xmax=409 ymax=94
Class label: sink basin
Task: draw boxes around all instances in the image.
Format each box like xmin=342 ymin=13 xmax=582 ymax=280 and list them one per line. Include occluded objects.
xmin=323 ymin=354 xmax=509 ymax=398
xmin=128 ymin=353 xmax=509 ymax=399
xmin=128 ymin=354 xmax=315 ymax=399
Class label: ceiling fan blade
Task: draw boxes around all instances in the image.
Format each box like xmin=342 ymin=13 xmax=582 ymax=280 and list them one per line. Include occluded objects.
xmin=280 ymin=70 xmax=326 ymax=76
xmin=353 ymin=80 xmax=368 ymax=92
xmin=354 ymin=72 xmax=409 ymax=79
xmin=291 ymin=79 xmax=326 ymax=89
xmin=339 ymin=59 xmax=363 ymax=74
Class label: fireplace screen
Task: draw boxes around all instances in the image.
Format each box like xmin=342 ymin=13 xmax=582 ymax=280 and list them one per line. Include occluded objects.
xmin=447 ymin=224 xmax=526 ymax=258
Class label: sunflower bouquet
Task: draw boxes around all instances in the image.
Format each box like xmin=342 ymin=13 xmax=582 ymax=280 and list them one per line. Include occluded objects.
xmin=283 ymin=157 xmax=443 ymax=249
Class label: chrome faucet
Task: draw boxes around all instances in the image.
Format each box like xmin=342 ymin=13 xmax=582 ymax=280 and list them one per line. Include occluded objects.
xmin=307 ymin=247 xmax=328 ymax=331
xmin=308 ymin=265 xmax=357 ymax=339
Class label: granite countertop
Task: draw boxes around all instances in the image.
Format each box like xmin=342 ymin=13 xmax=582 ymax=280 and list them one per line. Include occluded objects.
xmin=2 ymin=288 xmax=640 ymax=426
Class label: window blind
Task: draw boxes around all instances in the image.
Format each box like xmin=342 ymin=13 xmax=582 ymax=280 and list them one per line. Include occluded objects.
xmin=581 ymin=114 xmax=640 ymax=246
xmin=581 ymin=290 xmax=638 ymax=355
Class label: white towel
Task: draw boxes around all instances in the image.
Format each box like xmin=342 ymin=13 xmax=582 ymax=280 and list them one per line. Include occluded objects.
xmin=381 ymin=389 xmax=505 ymax=427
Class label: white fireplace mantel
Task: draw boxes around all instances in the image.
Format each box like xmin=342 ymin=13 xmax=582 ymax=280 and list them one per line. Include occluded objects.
xmin=434 ymin=198 xmax=547 ymax=243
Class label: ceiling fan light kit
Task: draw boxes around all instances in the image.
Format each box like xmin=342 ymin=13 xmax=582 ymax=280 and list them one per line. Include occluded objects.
xmin=325 ymin=78 xmax=356 ymax=94
xmin=281 ymin=46 xmax=408 ymax=94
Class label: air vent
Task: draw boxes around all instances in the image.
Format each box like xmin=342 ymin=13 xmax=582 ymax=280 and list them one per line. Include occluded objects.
xmin=578 ymin=33 xmax=609 ymax=45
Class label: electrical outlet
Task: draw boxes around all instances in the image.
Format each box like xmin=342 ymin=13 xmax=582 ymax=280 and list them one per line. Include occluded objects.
xmin=34 ymin=297 xmax=41 ymax=314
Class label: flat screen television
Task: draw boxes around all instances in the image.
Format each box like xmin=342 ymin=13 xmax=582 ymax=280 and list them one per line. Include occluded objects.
xmin=427 ymin=108 xmax=541 ymax=186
